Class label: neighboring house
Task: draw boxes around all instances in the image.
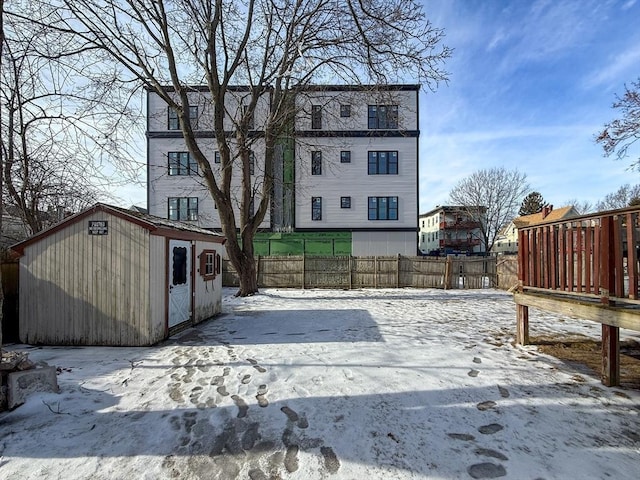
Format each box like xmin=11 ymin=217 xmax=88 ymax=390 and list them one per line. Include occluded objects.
xmin=492 ymin=205 xmax=580 ymax=254
xmin=0 ymin=205 xmax=69 ymax=248
xmin=11 ymin=203 xmax=226 ymax=346
xmin=146 ymin=84 xmax=419 ymax=256
xmin=418 ymin=205 xmax=487 ymax=256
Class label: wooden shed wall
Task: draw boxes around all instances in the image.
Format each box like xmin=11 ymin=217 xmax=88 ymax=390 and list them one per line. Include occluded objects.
xmin=19 ymin=211 xmax=153 ymax=346
xmin=149 ymin=234 xmax=168 ymax=340
xmin=193 ymin=240 xmax=223 ymax=323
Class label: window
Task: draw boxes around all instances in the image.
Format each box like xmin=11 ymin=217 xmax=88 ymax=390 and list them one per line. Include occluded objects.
xmin=368 ymin=151 xmax=398 ymax=175
xmin=168 ymin=108 xmax=179 ymax=130
xmin=243 ymin=105 xmax=254 ymax=129
xmin=199 ymin=249 xmax=221 ymax=281
xmin=340 ymin=151 xmax=351 ymax=163
xmin=340 ymin=104 xmax=351 ymax=117
xmin=168 ymin=105 xmax=198 ymax=130
xmin=368 ymin=196 xmax=398 ymax=220
xmin=249 ymin=151 xmax=255 ymax=175
xmin=312 ymin=151 xmax=322 ymax=175
xmin=168 ymin=197 xmax=198 ymax=221
xmin=341 ymin=196 xmax=351 ymax=209
xmin=168 ymin=152 xmax=198 ymax=176
xmin=368 ymin=105 xmax=398 ymax=129
xmin=249 ymin=196 xmax=255 ymax=216
xmin=172 ymin=246 xmax=188 ymax=285
xmin=312 ymin=197 xmax=322 ymax=220
xmin=214 ymin=151 xmax=221 ymax=164
xmin=311 ymin=105 xmax=322 ymax=129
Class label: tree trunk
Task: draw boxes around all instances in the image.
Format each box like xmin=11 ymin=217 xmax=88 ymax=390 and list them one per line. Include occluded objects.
xmin=235 ymin=253 xmax=258 ymax=296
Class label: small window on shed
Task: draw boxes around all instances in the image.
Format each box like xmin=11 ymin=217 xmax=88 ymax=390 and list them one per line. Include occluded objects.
xmin=200 ymin=249 xmax=217 ymax=281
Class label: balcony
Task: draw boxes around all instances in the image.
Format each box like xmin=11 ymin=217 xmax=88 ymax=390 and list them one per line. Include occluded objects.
xmin=440 ymin=220 xmax=482 ymax=230
xmin=440 ymin=238 xmax=481 ymax=248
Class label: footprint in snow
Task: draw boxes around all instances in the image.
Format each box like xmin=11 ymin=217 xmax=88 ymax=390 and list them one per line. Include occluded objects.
xmin=467 ymin=462 xmax=507 ymax=479
xmin=476 ymin=401 xmax=497 ymax=411
xmin=478 ymin=423 xmax=504 ymax=435
xmin=256 ymin=384 xmax=269 ymax=407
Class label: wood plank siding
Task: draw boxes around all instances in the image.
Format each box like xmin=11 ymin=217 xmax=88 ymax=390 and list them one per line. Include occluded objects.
xmin=19 ymin=211 xmax=153 ymax=346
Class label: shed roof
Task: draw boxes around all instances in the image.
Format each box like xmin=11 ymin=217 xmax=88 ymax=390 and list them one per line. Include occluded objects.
xmin=11 ymin=203 xmax=225 ymax=256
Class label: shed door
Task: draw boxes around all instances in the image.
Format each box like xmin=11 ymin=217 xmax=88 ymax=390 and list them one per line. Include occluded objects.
xmin=168 ymin=240 xmax=192 ymax=328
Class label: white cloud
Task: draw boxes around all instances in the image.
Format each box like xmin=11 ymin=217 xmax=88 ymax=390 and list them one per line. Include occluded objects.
xmin=583 ymin=43 xmax=640 ymax=90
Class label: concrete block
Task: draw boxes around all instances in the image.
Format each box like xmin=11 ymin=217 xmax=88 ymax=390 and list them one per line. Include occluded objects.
xmin=7 ymin=366 xmax=59 ymax=409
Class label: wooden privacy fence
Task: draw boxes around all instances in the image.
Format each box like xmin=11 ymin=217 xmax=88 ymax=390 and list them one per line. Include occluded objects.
xmin=223 ymin=255 xmax=498 ymax=290
xmin=514 ymin=206 xmax=640 ymax=386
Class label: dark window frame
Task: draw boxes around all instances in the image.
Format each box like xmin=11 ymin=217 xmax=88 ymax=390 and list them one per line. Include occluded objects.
xmin=168 ymin=197 xmax=199 ymax=221
xmin=341 ymin=196 xmax=351 ymax=209
xmin=168 ymin=151 xmax=198 ymax=176
xmin=312 ymin=151 xmax=322 ymax=175
xmin=214 ymin=151 xmax=221 ymax=164
xmin=340 ymin=104 xmax=351 ymax=117
xmin=312 ymin=196 xmax=322 ymax=221
xmin=340 ymin=151 xmax=351 ymax=163
xmin=368 ymin=104 xmax=398 ymax=129
xmin=368 ymin=196 xmax=399 ymax=221
xmin=311 ymin=105 xmax=322 ymax=129
xmin=368 ymin=151 xmax=398 ymax=175
xmin=168 ymin=105 xmax=199 ymax=130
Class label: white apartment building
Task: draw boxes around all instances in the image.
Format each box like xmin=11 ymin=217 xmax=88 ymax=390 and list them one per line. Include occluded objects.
xmin=147 ymin=85 xmax=420 ymax=256
xmin=419 ymin=205 xmax=486 ymax=256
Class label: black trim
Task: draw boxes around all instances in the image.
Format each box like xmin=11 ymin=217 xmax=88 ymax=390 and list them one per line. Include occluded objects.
xmin=294 ymin=227 xmax=418 ymax=233
xmin=294 ymin=84 xmax=420 ymax=92
xmin=295 ymin=130 xmax=419 ymax=138
xmin=148 ymin=129 xmax=419 ymax=138
xmin=147 ymin=130 xmax=265 ymax=139
xmin=146 ymin=84 xmax=419 ymax=93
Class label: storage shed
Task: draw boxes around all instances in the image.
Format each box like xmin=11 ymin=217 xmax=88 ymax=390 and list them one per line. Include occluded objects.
xmin=11 ymin=203 xmax=226 ymax=346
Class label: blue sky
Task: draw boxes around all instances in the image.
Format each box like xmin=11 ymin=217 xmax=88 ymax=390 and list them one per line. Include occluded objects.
xmin=419 ymin=0 xmax=640 ymax=213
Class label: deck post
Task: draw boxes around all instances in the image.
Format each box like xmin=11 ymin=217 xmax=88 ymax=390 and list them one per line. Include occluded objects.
xmin=601 ymin=324 xmax=620 ymax=387
xmin=516 ymin=304 xmax=529 ymax=345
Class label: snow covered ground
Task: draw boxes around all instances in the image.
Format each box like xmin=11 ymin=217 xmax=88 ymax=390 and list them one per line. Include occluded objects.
xmin=1 ymin=287 xmax=639 ymax=479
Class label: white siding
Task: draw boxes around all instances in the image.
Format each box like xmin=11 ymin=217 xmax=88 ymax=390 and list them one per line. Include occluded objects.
xmin=149 ymin=234 xmax=167 ymax=339
xmin=147 ymin=89 xmax=272 ymax=133
xmin=148 ymin=137 xmax=270 ymax=229
xmin=295 ymin=136 xmax=418 ymax=229
xmin=352 ymin=231 xmax=417 ymax=256
xmin=19 ymin=211 xmax=154 ymax=346
xmin=295 ymin=89 xmax=419 ymax=131
xmin=193 ymin=240 xmax=223 ymax=322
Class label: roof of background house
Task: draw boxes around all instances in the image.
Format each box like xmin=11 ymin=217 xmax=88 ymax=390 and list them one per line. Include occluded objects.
xmin=513 ymin=205 xmax=578 ymax=228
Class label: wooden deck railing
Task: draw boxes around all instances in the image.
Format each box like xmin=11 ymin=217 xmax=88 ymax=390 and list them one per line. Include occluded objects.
xmin=514 ymin=206 xmax=640 ymax=386
xmin=518 ymin=206 xmax=639 ymax=302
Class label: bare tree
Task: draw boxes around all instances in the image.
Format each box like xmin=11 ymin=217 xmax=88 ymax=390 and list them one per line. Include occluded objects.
xmin=563 ymin=198 xmax=594 ymax=215
xmin=27 ymin=0 xmax=451 ymax=296
xmin=2 ymin=2 xmax=143 ymax=238
xmin=449 ymin=167 xmax=530 ymax=254
xmin=595 ymin=184 xmax=640 ymax=211
xmin=596 ymin=78 xmax=640 ymax=171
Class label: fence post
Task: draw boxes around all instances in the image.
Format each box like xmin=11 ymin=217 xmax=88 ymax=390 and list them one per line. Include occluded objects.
xmin=396 ymin=254 xmax=400 ymax=288
xmin=374 ymin=256 xmax=378 ymax=289
xmin=349 ymin=256 xmax=353 ymax=290
xmin=444 ymin=255 xmax=453 ymax=290
xmin=301 ymin=254 xmax=305 ymax=289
